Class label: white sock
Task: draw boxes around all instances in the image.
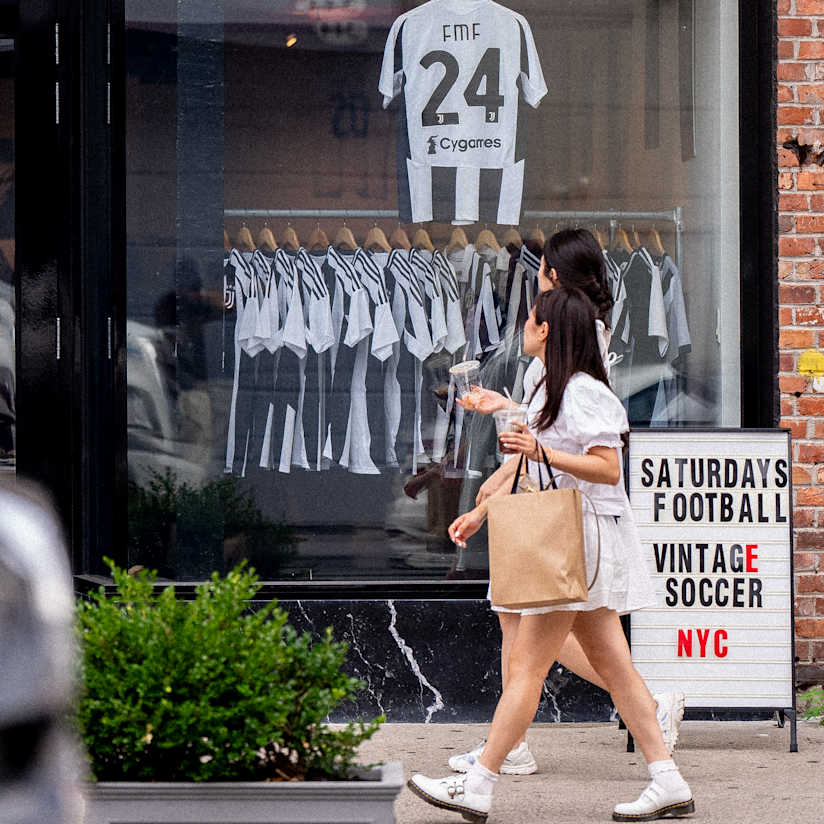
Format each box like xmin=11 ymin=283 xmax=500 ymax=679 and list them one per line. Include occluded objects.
xmin=465 ymin=761 xmax=498 ymax=796
xmin=648 ymin=759 xmax=688 ymax=792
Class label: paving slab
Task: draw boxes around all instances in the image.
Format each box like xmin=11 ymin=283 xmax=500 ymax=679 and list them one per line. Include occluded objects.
xmin=357 ymin=719 xmax=824 ymax=824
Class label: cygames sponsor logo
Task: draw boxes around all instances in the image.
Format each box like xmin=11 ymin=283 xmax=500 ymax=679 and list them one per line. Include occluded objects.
xmin=426 ymin=137 xmax=502 ymax=154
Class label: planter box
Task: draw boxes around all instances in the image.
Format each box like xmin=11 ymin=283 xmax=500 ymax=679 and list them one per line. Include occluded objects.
xmin=82 ymin=761 xmax=404 ymax=824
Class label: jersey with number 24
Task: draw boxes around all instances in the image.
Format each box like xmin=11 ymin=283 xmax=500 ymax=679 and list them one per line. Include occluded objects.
xmin=379 ymin=0 xmax=547 ymax=225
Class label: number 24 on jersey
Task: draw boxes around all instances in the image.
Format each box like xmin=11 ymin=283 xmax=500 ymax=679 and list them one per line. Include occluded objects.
xmin=420 ymin=47 xmax=505 ymax=127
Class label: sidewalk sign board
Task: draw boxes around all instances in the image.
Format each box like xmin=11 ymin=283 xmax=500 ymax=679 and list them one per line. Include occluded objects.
xmin=628 ymin=429 xmax=797 ymax=752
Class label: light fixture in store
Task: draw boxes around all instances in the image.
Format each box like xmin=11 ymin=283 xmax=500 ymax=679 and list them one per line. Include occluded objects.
xmin=286 ymin=33 xmax=297 ymax=47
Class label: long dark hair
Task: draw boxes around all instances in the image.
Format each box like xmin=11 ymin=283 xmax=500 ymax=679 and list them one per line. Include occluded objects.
xmin=543 ymin=228 xmax=613 ymax=326
xmin=530 ymin=287 xmax=610 ymax=432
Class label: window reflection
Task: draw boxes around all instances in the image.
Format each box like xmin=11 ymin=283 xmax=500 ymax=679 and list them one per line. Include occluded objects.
xmin=125 ymin=1 xmax=739 ymax=581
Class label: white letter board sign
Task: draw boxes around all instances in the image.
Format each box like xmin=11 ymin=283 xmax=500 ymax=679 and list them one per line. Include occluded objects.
xmin=628 ymin=430 xmax=794 ymax=711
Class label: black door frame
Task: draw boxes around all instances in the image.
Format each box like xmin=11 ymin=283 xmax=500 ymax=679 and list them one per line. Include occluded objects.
xmin=739 ymin=0 xmax=778 ymax=428
xmin=15 ymin=0 xmax=126 ymax=573
xmin=15 ymin=0 xmax=75 ymax=539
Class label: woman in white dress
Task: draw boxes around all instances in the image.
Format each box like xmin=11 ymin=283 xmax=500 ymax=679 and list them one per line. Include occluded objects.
xmin=407 ymin=287 xmax=694 ymax=822
xmin=448 ymin=230 xmax=683 ymax=777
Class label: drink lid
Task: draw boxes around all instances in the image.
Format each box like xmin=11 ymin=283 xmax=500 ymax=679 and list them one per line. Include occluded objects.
xmin=449 ymin=360 xmax=481 ymax=376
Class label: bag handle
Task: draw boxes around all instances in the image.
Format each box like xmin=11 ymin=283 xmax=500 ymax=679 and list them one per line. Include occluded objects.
xmin=508 ymin=441 xmax=556 ymax=494
xmin=507 ymin=444 xmax=601 ymax=592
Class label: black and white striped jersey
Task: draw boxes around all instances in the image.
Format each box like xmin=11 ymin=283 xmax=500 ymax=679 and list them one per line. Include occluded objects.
xmin=379 ymin=0 xmax=546 ymax=225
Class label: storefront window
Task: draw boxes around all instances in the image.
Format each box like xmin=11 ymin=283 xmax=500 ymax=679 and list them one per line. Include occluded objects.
xmin=125 ymin=0 xmax=740 ymax=581
xmin=0 ymin=36 xmax=14 ymax=474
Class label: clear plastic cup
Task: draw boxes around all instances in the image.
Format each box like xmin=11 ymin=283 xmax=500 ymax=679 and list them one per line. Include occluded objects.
xmin=449 ymin=360 xmax=482 ymax=405
xmin=493 ymin=407 xmax=527 ymax=454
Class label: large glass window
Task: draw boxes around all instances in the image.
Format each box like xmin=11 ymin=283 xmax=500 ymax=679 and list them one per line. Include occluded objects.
xmin=0 ymin=36 xmax=14 ymax=475
xmin=125 ymin=0 xmax=740 ymax=581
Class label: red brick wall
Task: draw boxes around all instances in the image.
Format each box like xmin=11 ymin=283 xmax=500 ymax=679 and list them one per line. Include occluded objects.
xmin=777 ymin=0 xmax=824 ymax=685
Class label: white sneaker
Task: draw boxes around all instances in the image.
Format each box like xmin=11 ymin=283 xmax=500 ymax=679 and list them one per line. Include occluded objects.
xmin=653 ymin=692 xmax=686 ymax=755
xmin=407 ymin=773 xmax=491 ymax=823
xmin=448 ymin=740 xmax=538 ymax=775
xmin=612 ymin=778 xmax=694 ymax=821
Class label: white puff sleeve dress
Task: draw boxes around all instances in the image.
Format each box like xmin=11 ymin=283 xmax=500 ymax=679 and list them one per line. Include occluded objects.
xmin=497 ymin=372 xmax=655 ymax=616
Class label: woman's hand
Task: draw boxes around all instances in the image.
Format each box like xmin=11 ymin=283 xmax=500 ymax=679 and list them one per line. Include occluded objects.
xmin=456 ymin=387 xmax=510 ymax=415
xmin=448 ymin=506 xmax=487 ymax=548
xmin=498 ymin=421 xmax=540 ymax=460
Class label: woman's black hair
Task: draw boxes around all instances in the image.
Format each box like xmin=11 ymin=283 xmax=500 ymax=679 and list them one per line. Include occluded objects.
xmin=543 ymin=228 xmax=613 ymax=326
xmin=530 ymin=287 xmax=610 ymax=432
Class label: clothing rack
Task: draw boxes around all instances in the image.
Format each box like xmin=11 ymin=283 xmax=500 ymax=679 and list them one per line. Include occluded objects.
xmin=223 ymin=207 xmax=684 ymax=275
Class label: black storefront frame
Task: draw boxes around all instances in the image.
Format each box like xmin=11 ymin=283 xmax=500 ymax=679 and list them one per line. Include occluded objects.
xmin=12 ymin=0 xmax=777 ymax=595
xmin=15 ymin=0 xmax=128 ymax=575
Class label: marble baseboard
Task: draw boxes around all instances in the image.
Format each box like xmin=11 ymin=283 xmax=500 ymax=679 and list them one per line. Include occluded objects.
xmin=270 ymin=599 xmax=614 ymax=724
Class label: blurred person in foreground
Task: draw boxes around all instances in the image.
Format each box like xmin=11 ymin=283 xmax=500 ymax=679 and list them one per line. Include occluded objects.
xmin=0 ymin=479 xmax=83 ymax=824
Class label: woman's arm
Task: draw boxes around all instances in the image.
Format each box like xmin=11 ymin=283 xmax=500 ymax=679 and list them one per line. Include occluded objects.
xmin=449 ymin=478 xmax=515 ymax=547
xmin=455 ymin=387 xmax=520 ymax=415
xmin=475 ymin=457 xmax=518 ymax=504
xmin=499 ymin=424 xmax=621 ymax=486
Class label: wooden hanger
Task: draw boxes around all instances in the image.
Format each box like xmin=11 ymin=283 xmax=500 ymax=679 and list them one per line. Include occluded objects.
xmin=223 ymin=228 xmax=231 ymax=252
xmin=365 ymin=224 xmax=391 ymax=252
xmin=611 ymin=226 xmax=634 ymax=254
xmin=592 ymin=226 xmax=607 ymax=249
xmin=475 ymin=226 xmax=500 ymax=253
xmin=279 ymin=223 xmax=300 ymax=251
xmin=501 ymin=226 xmax=523 ymax=248
xmin=646 ymin=227 xmax=666 ymax=256
xmin=307 ymin=223 xmax=330 ymax=252
xmin=333 ymin=223 xmax=358 ymax=251
xmin=444 ymin=226 xmax=469 ymax=255
xmin=528 ymin=225 xmax=546 ymax=248
xmin=236 ymin=223 xmax=256 ymax=252
xmin=256 ymin=222 xmax=278 ymax=252
xmin=389 ymin=223 xmax=411 ymax=250
xmin=630 ymin=225 xmax=642 ymax=250
xmin=412 ymin=226 xmax=435 ymax=251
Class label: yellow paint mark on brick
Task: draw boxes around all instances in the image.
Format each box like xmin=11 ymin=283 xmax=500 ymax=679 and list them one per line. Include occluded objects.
xmin=798 ymin=348 xmax=824 ymax=378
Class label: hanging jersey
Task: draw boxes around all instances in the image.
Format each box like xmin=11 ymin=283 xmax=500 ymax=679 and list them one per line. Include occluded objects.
xmin=659 ymin=254 xmax=691 ymax=362
xmin=379 ymin=0 xmax=547 ymax=225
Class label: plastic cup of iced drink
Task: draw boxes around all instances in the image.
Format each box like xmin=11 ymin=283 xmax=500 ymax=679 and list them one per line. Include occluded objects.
xmin=493 ymin=407 xmax=527 ymax=454
xmin=449 ymin=360 xmax=482 ymax=407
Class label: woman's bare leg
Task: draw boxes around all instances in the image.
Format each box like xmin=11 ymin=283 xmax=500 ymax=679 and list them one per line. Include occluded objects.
xmin=496 ymin=612 xmax=524 ymax=747
xmin=500 ymin=620 xmax=607 ymax=696
xmin=498 ymin=617 xmax=608 ymax=750
xmin=557 ymin=631 xmax=608 ymax=691
xmin=497 ymin=611 xmax=520 ymax=690
xmin=478 ymin=612 xmax=577 ymax=773
xmin=572 ymin=608 xmax=669 ymax=764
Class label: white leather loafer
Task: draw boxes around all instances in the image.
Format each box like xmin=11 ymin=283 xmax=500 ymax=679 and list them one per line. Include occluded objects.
xmin=613 ymin=778 xmax=694 ymax=821
xmin=407 ymin=773 xmax=492 ymax=823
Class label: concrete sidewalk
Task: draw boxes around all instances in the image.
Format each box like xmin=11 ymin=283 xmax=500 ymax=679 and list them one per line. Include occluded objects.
xmin=357 ymin=718 xmax=824 ymax=824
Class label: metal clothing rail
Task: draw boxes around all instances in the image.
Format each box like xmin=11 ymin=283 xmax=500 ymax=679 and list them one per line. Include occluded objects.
xmin=223 ymin=206 xmax=684 ymax=273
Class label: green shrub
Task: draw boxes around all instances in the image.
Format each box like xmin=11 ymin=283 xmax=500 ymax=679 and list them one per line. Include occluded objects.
xmin=801 ymin=685 xmax=824 ymax=725
xmin=76 ymin=562 xmax=383 ymax=781
xmin=127 ymin=470 xmax=298 ymax=579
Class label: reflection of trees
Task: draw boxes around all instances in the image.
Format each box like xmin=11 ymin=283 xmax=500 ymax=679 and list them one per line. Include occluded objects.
xmin=128 ymin=469 xmax=298 ymax=580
